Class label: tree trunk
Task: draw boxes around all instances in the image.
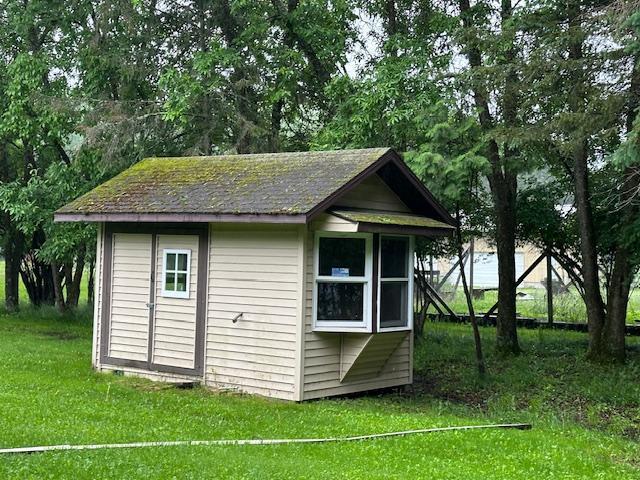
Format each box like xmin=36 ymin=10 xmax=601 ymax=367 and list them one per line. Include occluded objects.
xmin=494 ymin=0 xmax=520 ymax=355
xmin=566 ymin=4 xmax=607 ymax=360
xmin=0 ymin=140 xmax=21 ymax=312
xmin=490 ymin=171 xmax=520 ymax=354
xmin=459 ymin=0 xmax=521 ymax=355
xmin=20 ymin=231 xmax=55 ymax=306
xmin=574 ymin=136 xmax=607 ymax=359
xmin=66 ymin=246 xmax=86 ymax=308
xmin=3 ymin=227 xmax=22 ymax=313
xmin=605 ymin=250 xmax=631 ymax=362
xmin=51 ymin=261 xmax=66 ymax=313
xmin=602 ymin=52 xmax=640 ymax=362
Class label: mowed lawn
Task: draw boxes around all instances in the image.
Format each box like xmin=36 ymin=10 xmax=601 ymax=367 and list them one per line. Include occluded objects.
xmin=0 ymin=264 xmax=639 ymax=478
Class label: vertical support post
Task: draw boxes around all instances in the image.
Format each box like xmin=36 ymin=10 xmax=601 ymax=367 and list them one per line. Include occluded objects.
xmin=469 ymin=238 xmax=475 ymax=295
xmin=429 ymin=255 xmax=434 ymax=285
xmin=546 ymin=253 xmax=554 ymax=325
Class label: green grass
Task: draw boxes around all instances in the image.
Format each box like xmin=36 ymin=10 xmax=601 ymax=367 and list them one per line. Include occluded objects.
xmin=438 ymin=287 xmax=640 ymax=324
xmin=0 ymin=308 xmax=638 ymax=478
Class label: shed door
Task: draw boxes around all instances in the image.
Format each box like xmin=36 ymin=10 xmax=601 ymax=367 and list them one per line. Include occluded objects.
xmin=104 ymin=230 xmax=204 ymax=375
xmin=151 ymin=235 xmax=199 ymax=370
xmin=108 ymin=233 xmax=153 ymax=362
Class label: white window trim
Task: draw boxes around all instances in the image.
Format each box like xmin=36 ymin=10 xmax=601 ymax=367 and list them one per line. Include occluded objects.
xmin=161 ymin=248 xmax=191 ymax=299
xmin=312 ymin=232 xmax=373 ymax=332
xmin=377 ymin=235 xmax=414 ymax=332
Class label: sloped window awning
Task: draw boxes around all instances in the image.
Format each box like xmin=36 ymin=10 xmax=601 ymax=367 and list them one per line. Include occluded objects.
xmin=328 ymin=209 xmax=455 ymax=237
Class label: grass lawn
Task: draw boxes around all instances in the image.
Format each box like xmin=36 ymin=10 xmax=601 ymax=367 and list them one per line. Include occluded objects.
xmin=0 ymin=306 xmax=638 ymax=479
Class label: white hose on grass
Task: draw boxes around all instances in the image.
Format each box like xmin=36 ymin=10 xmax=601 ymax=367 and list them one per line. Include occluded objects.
xmin=0 ymin=423 xmax=531 ymax=455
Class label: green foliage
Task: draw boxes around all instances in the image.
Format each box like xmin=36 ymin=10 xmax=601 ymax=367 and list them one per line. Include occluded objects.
xmin=0 ymin=158 xmax=99 ymax=265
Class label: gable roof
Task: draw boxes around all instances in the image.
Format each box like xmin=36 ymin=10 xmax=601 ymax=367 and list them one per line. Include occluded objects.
xmin=55 ymin=148 xmax=455 ymax=226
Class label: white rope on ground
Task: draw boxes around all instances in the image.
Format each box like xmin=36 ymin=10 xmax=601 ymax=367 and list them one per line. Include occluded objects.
xmin=0 ymin=423 xmax=531 ymax=455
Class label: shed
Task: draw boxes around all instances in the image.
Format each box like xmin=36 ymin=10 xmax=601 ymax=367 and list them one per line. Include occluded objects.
xmin=55 ymin=148 xmax=455 ymax=400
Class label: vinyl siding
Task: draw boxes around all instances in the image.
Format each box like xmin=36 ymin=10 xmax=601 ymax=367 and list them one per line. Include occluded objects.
xmin=108 ymin=233 xmax=152 ymax=362
xmin=152 ymin=235 xmax=199 ymax=370
xmin=309 ymin=213 xmax=357 ymax=233
xmin=334 ymin=174 xmax=410 ymax=212
xmin=206 ymin=225 xmax=300 ymax=400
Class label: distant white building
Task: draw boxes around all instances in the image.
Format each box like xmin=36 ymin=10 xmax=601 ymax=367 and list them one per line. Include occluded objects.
xmin=436 ymin=239 xmax=569 ymax=290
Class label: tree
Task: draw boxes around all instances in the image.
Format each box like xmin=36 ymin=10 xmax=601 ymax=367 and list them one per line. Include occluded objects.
xmin=161 ymin=0 xmax=355 ymax=154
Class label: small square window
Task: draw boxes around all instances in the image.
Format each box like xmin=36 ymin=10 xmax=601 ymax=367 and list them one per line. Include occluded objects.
xmin=161 ymin=249 xmax=191 ymax=298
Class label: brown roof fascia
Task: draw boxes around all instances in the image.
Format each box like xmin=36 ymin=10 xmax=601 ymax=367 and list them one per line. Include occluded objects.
xmin=356 ymin=222 xmax=454 ymax=237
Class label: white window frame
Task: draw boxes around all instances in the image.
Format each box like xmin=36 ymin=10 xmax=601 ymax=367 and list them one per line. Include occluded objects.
xmin=161 ymin=248 xmax=191 ymax=299
xmin=377 ymin=235 xmax=414 ymax=332
xmin=312 ymin=232 xmax=373 ymax=332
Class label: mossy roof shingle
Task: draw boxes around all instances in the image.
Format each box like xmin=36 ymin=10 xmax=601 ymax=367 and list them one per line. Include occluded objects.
xmin=57 ymin=148 xmax=391 ymax=217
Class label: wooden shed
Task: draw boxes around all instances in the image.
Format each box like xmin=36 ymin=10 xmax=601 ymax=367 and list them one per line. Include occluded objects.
xmin=55 ymin=148 xmax=455 ymax=400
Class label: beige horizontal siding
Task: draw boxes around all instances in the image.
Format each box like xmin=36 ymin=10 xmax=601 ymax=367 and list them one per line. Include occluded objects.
xmin=206 ymin=225 xmax=300 ymax=400
xmin=310 ymin=213 xmax=357 ymax=233
xmin=152 ymin=234 xmax=199 ymax=370
xmin=108 ymin=233 xmax=152 ymax=362
xmin=333 ymin=174 xmax=410 ymax=212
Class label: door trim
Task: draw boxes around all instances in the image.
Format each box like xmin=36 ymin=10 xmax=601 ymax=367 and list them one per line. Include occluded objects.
xmin=100 ymin=223 xmax=208 ymax=377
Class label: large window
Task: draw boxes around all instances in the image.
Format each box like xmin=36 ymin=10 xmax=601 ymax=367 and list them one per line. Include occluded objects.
xmin=378 ymin=236 xmax=411 ymax=330
xmin=313 ymin=232 xmax=413 ymax=332
xmin=313 ymin=233 xmax=372 ymax=330
xmin=161 ymin=249 xmax=191 ymax=298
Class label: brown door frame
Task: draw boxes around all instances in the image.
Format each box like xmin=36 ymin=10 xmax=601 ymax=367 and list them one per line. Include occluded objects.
xmin=100 ymin=222 xmax=208 ymax=377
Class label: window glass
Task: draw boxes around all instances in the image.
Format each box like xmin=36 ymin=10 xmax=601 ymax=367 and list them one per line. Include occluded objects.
xmin=317 ymin=283 xmax=364 ymax=322
xmin=176 ymin=273 xmax=188 ymax=292
xmin=177 ymin=253 xmax=188 ymax=271
xmin=380 ymin=281 xmax=408 ymax=328
xmin=165 ymin=271 xmax=175 ymax=291
xmin=318 ymin=237 xmax=366 ymax=277
xmin=166 ymin=253 xmax=176 ymax=270
xmin=381 ymin=237 xmax=409 ymax=278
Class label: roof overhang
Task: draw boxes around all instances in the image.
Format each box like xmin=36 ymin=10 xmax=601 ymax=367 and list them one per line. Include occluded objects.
xmin=53 ymin=212 xmax=307 ymax=224
xmin=327 ymin=209 xmax=454 ymax=237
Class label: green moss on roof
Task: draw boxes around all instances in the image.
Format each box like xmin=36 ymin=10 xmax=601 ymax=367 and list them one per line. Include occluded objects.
xmin=331 ymin=209 xmax=454 ymax=229
xmin=58 ymin=148 xmax=391 ymax=216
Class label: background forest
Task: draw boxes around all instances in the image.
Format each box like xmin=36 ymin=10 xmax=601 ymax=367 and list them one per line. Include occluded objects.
xmin=1 ymin=0 xmax=639 ymax=364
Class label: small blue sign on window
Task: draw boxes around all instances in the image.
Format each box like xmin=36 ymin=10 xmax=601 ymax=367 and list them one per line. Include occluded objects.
xmin=331 ymin=267 xmax=349 ymax=277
